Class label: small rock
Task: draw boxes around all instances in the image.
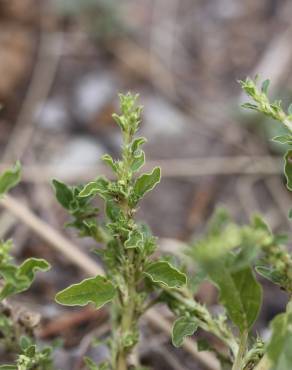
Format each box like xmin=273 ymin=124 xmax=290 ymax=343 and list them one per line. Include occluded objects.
xmin=142 ymin=95 xmax=187 ymax=140
xmin=74 ymin=72 xmax=117 ymax=122
xmin=50 ymin=136 xmax=106 ymax=177
xmin=36 ymin=97 xmax=69 ymax=131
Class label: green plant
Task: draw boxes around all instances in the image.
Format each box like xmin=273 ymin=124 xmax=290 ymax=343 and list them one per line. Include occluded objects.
xmin=237 ymin=76 xmax=292 ymax=370
xmin=53 ymin=93 xmax=264 ymax=370
xmin=53 ymin=93 xmax=189 ymax=369
xmin=2 ymin=80 xmax=292 ymax=370
xmin=164 ymin=78 xmax=292 ymax=370
xmin=0 ymin=164 xmax=53 ymax=370
xmin=158 ymin=77 xmax=292 ymax=370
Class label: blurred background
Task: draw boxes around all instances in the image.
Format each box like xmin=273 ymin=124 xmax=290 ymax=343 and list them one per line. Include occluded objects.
xmin=1 ymin=0 xmax=292 ymax=369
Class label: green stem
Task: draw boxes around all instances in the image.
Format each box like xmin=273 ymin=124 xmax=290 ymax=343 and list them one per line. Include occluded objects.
xmin=232 ymin=330 xmax=248 ymax=370
xmin=115 ymin=252 xmax=138 ymax=370
xmin=113 ymin=127 xmax=139 ymax=370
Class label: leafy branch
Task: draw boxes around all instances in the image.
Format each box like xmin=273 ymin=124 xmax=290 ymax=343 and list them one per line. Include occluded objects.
xmin=239 ymin=76 xmax=292 ymax=370
xmin=0 ymin=164 xmax=53 ymax=369
xmin=53 ymin=93 xmax=188 ymax=370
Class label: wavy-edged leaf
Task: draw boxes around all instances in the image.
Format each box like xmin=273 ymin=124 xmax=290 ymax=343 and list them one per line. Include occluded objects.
xmin=131 ymin=137 xmax=147 ymax=153
xmin=102 ymin=154 xmax=118 ymax=173
xmin=172 ymin=316 xmax=198 ymax=347
xmin=0 ymin=258 xmax=50 ymax=300
xmin=52 ymin=179 xmax=73 ymax=209
xmin=55 ymin=275 xmax=116 ymax=309
xmin=84 ymin=357 xmax=99 ymax=370
xmin=18 ymin=258 xmax=50 ymax=280
xmin=131 ymin=150 xmax=145 ymax=172
xmin=132 ymin=167 xmax=161 ymax=204
xmin=125 ymin=230 xmax=144 ymax=249
xmin=272 ymin=135 xmax=292 ymax=145
xmin=255 ymin=265 xmax=283 ymax=286
xmin=144 ymin=261 xmax=186 ymax=288
xmin=203 ymin=263 xmax=262 ymax=333
xmin=284 ymin=150 xmax=292 ymax=191
xmin=0 ymin=162 xmax=21 ymax=197
xmin=79 ymin=178 xmax=109 ymax=198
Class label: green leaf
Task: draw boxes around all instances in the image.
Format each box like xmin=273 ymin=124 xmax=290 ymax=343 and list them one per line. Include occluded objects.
xmin=0 ymin=240 xmax=13 ymax=264
xmin=252 ymin=214 xmax=271 ymax=233
xmin=105 ymin=199 xmax=122 ymax=221
xmin=131 ymin=137 xmax=147 ymax=152
xmin=124 ymin=230 xmax=144 ymax=249
xmin=288 ymin=103 xmax=292 ymax=116
xmin=172 ymin=316 xmax=198 ymax=347
xmin=289 ymin=209 xmax=292 ymax=220
xmin=284 ymin=150 xmax=292 ymax=191
xmin=131 ymin=150 xmax=145 ymax=172
xmin=19 ymin=335 xmax=33 ymax=351
xmin=112 ymin=113 xmax=126 ymax=131
xmin=261 ymin=79 xmax=270 ymax=94
xmin=55 ymin=275 xmax=116 ymax=308
xmin=0 ymin=366 xmax=17 ymax=370
xmin=255 ymin=265 xmax=283 ymax=286
xmin=0 ymin=162 xmax=21 ymax=197
xmin=0 ymin=258 xmax=51 ymax=300
xmin=25 ymin=344 xmax=36 ymax=357
xmin=241 ymin=102 xmax=258 ymax=111
xmin=18 ymin=258 xmax=50 ymax=281
xmin=272 ymin=135 xmax=292 ymax=144
xmin=84 ymin=357 xmax=99 ymax=370
xmin=102 ymin=154 xmax=118 ymax=173
xmin=130 ymin=137 xmax=147 ymax=172
xmin=144 ymin=261 xmax=187 ymax=288
xmin=52 ymin=179 xmax=73 ymax=209
xmin=206 ymin=265 xmax=262 ymax=333
xmin=132 ymin=167 xmax=161 ymax=202
xmin=266 ymin=310 xmax=292 ymax=370
xmin=207 ymin=207 xmax=231 ymax=236
xmin=79 ymin=178 xmax=109 ymax=198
